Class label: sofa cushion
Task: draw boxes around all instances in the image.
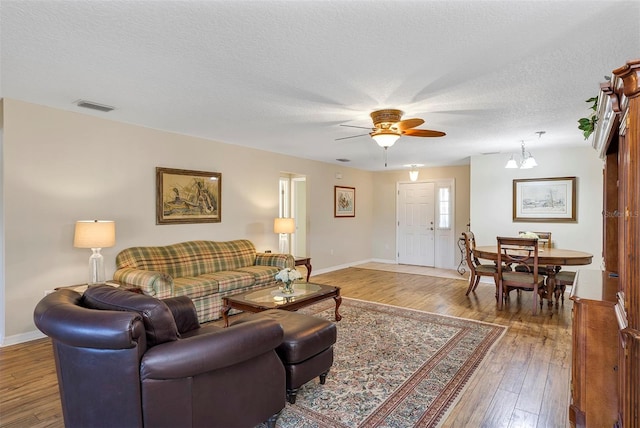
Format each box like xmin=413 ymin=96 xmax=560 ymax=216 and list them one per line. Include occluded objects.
xmin=233 ymin=265 xmax=281 ymax=287
xmin=173 ymin=270 xmax=255 ymax=297
xmin=115 ymin=240 xmax=258 ymax=278
xmin=172 ymin=276 xmax=220 ymax=298
xmin=82 ymin=285 xmax=179 ymax=347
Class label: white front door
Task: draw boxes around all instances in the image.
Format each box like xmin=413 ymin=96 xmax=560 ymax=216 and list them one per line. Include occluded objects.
xmin=397 ymin=182 xmax=435 ymax=266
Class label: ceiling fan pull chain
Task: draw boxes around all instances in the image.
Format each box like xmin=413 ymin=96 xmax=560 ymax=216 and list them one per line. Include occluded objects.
xmin=384 ymin=147 xmax=388 ymax=167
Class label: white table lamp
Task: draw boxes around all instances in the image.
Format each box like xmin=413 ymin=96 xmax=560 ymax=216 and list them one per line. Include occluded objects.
xmin=274 ymin=217 xmax=295 ymax=254
xmin=74 ymin=220 xmax=116 ymax=285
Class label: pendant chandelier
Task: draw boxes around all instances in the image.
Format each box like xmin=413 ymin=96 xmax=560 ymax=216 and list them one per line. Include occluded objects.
xmin=505 ymin=131 xmax=544 ymax=169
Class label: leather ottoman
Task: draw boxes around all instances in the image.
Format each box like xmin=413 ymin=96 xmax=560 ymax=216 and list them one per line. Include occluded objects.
xmin=252 ymin=309 xmax=337 ymax=404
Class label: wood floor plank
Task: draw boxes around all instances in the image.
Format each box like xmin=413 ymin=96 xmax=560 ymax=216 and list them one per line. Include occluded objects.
xmin=439 ymin=352 xmax=503 ymax=427
xmin=536 ymin=360 xmax=571 ymax=428
xmin=515 ymin=341 xmax=551 ymax=415
xmin=499 ymin=335 xmax=533 ymax=394
xmin=481 ymin=388 xmax=520 ymax=428
xmin=508 ymin=408 xmax=539 ymax=428
xmin=0 ymin=265 xmax=573 ymax=427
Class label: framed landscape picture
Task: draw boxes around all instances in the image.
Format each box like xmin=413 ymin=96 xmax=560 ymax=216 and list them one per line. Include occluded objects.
xmin=156 ymin=167 xmax=221 ymax=224
xmin=513 ymin=176 xmax=576 ymax=222
xmin=334 ymin=186 xmax=355 ymax=217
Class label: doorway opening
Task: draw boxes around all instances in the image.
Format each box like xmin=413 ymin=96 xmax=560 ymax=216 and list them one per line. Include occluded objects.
xmin=278 ymin=174 xmax=307 ymax=256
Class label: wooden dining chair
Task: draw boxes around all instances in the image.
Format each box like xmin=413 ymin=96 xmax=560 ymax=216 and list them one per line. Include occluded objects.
xmin=462 ymin=231 xmax=497 ymax=295
xmin=518 ymin=231 xmax=552 ymax=249
xmin=516 ymin=231 xmax=552 ymax=275
xmin=496 ymin=236 xmax=546 ymax=315
xmin=553 ymin=270 xmax=576 ymax=304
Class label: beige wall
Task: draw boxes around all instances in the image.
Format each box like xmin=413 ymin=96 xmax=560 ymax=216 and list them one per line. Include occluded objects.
xmin=1 ymin=99 xmax=375 ymax=341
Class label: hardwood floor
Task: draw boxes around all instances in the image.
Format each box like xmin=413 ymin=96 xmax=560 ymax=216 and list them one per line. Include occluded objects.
xmin=0 ymin=266 xmax=572 ymax=427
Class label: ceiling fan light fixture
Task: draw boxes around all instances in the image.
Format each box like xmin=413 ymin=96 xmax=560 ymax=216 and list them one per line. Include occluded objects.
xmin=371 ymin=130 xmax=400 ymax=148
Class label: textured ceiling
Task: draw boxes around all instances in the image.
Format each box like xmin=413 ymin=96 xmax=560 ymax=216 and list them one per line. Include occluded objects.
xmin=1 ymin=1 xmax=639 ymax=171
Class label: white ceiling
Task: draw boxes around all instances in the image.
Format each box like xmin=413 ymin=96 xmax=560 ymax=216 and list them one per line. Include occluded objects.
xmin=1 ymin=1 xmax=639 ymax=171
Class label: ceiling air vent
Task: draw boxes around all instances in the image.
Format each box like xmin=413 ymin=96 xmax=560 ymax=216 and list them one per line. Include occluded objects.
xmin=336 ymin=158 xmax=351 ymax=162
xmin=75 ymin=100 xmax=115 ymax=112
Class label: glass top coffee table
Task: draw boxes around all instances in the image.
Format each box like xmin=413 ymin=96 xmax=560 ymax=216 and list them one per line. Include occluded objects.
xmin=221 ymin=282 xmax=342 ymax=327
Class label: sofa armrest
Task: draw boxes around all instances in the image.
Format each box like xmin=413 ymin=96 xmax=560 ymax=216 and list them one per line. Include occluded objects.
xmin=255 ymin=253 xmax=294 ymax=269
xmin=140 ymin=318 xmax=284 ymax=380
xmin=113 ymin=268 xmax=174 ymax=299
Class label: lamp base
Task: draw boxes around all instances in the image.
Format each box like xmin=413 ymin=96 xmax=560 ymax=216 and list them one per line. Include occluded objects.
xmin=278 ymin=233 xmax=291 ymax=255
xmin=88 ymin=248 xmax=105 ymax=285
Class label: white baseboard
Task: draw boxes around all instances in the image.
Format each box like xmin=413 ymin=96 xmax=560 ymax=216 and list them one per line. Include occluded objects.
xmin=1 ymin=330 xmax=46 ymax=347
xmin=369 ymin=258 xmax=397 ymax=264
xmin=363 ymin=258 xmax=459 ymax=271
xmin=311 ymin=258 xmax=376 ymax=276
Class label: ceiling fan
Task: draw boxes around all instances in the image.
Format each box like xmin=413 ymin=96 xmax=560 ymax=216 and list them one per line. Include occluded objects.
xmin=337 ymin=109 xmax=446 ymax=148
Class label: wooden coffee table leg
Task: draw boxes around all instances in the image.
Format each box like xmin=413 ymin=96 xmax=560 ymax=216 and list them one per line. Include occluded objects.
xmin=221 ymin=300 xmax=231 ymax=327
xmin=305 ymin=260 xmax=312 ymax=282
xmin=334 ymin=295 xmax=342 ymax=321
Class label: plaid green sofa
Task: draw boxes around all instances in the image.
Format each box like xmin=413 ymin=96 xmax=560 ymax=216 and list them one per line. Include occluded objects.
xmin=113 ymin=240 xmax=294 ymax=323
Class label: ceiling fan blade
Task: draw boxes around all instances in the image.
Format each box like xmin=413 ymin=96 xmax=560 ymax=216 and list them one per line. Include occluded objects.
xmin=403 ymin=128 xmax=446 ymax=138
xmin=340 ymin=124 xmax=374 ymax=130
xmin=396 ymin=118 xmax=424 ymax=131
xmin=335 ymin=133 xmax=371 ymax=141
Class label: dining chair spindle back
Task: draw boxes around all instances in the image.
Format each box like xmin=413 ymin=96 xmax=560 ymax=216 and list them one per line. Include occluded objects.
xmin=516 ymin=231 xmax=552 ymax=276
xmin=518 ymin=231 xmax=552 ymax=249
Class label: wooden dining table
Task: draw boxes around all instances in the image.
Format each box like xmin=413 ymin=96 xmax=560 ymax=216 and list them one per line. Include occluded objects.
xmin=473 ymin=245 xmax=593 ymax=305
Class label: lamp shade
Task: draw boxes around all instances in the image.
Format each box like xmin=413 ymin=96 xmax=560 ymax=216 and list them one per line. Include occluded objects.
xmin=274 ymin=217 xmax=295 ymax=234
xmin=505 ymin=155 xmax=518 ymax=169
xmin=522 ymin=155 xmax=537 ymax=168
xmin=409 ymin=170 xmax=419 ymax=181
xmin=74 ymin=220 xmax=116 ymax=248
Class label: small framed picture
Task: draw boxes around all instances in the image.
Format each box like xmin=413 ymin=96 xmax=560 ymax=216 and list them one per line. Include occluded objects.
xmin=156 ymin=167 xmax=221 ymax=224
xmin=334 ymin=186 xmax=355 ymax=217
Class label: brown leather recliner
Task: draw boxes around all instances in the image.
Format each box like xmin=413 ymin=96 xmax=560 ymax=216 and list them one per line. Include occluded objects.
xmin=33 ymin=285 xmax=286 ymax=428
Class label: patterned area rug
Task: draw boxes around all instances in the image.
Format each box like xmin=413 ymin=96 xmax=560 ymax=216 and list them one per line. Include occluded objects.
xmin=259 ymin=298 xmax=506 ymax=428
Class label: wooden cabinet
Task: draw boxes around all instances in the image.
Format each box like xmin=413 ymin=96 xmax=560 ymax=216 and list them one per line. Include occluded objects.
xmin=588 ymin=59 xmax=640 ymax=428
xmin=569 ymin=270 xmax=618 ymax=428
